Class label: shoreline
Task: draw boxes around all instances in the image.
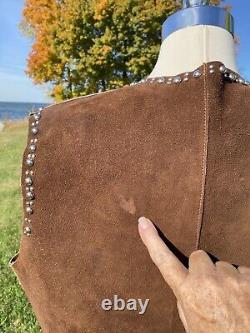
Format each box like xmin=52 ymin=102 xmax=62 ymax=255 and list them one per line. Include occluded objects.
xmin=0 ymin=116 xmax=28 ymax=122
xmin=0 ymin=101 xmax=49 ymax=124
xmin=0 ymin=118 xmax=27 ymax=132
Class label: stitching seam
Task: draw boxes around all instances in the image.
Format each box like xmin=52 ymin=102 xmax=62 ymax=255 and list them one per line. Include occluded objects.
xmin=195 ymin=63 xmax=209 ymax=250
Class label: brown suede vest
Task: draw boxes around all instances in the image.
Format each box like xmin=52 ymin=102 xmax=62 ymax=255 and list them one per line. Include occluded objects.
xmin=9 ymin=61 xmax=250 ymax=333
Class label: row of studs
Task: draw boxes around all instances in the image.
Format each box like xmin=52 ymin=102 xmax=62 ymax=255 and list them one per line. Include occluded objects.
xmin=130 ymin=64 xmax=250 ymax=86
xmin=219 ymin=65 xmax=250 ymax=85
xmin=23 ymin=108 xmax=43 ymax=236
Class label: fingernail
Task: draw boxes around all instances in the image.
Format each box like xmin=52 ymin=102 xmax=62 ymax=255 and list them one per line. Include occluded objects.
xmin=138 ymin=216 xmax=152 ymax=230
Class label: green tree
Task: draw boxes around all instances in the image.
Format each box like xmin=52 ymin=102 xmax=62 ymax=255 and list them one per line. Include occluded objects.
xmin=22 ymin=0 xmax=178 ymax=101
xmin=22 ymin=0 xmax=226 ymax=101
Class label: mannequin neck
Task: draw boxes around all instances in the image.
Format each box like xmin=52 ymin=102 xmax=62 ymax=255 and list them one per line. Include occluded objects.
xmin=148 ymin=25 xmax=238 ymax=78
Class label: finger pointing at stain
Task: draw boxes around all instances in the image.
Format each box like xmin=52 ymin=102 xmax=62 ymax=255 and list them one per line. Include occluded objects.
xmin=138 ymin=216 xmax=187 ymax=297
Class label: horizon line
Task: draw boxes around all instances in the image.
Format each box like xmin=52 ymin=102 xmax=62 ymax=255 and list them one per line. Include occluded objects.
xmin=0 ymin=100 xmax=52 ymax=105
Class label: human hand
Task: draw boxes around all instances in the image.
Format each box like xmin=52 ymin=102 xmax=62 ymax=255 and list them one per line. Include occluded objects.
xmin=138 ymin=216 xmax=250 ymax=333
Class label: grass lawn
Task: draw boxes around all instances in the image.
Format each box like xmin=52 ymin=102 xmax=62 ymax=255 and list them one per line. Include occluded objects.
xmin=0 ymin=121 xmax=41 ymax=332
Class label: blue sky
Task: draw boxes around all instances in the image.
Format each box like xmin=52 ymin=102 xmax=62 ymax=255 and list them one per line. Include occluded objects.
xmin=0 ymin=0 xmax=52 ymax=103
xmin=0 ymin=0 xmax=249 ymax=103
xmin=230 ymin=0 xmax=250 ymax=77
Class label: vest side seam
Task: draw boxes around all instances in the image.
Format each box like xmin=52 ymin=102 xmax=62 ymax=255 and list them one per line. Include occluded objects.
xmin=195 ymin=63 xmax=209 ymax=250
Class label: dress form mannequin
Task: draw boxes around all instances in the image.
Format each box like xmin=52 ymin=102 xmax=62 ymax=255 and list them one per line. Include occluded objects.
xmin=9 ymin=3 xmax=250 ymax=333
xmin=148 ymin=0 xmax=237 ymax=78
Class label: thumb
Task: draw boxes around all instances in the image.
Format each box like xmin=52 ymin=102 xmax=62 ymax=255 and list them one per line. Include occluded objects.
xmin=138 ymin=216 xmax=187 ymax=297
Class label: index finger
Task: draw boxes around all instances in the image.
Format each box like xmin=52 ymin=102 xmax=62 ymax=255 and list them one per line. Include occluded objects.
xmin=138 ymin=216 xmax=188 ymax=297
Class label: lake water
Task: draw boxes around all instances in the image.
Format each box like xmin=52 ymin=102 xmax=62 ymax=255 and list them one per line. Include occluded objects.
xmin=0 ymin=101 xmax=50 ymax=121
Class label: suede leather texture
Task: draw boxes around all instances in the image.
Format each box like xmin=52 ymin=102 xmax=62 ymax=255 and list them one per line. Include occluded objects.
xmin=9 ymin=61 xmax=250 ymax=333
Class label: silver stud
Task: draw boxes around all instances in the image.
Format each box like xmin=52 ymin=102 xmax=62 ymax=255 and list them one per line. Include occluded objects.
xmin=26 ymin=206 xmax=33 ymax=214
xmin=26 ymin=191 xmax=34 ymax=200
xmin=239 ymin=78 xmax=244 ymax=84
xmin=184 ymin=72 xmax=189 ymax=77
xmin=229 ymin=73 xmax=236 ymax=81
xmin=184 ymin=77 xmax=189 ymax=82
xmin=173 ymin=76 xmax=182 ymax=83
xmin=25 ymin=218 xmax=29 ymax=222
xmin=220 ymin=65 xmax=227 ymax=73
xmin=24 ymin=226 xmax=32 ymax=236
xmin=34 ymin=113 xmax=41 ymax=120
xmin=29 ymin=186 xmax=34 ymax=192
xmin=25 ymin=171 xmax=29 ymax=175
xmin=209 ymin=69 xmax=215 ymax=74
xmin=193 ymin=70 xmax=202 ymax=78
xmin=35 ymin=121 xmax=39 ymax=125
xmin=32 ymin=127 xmax=39 ymax=135
xmin=29 ymin=144 xmax=36 ymax=152
xmin=29 ymin=201 xmax=34 ymax=206
xmin=157 ymin=78 xmax=165 ymax=83
xmin=30 ymin=171 xmax=34 ymax=175
xmin=209 ymin=64 xmax=214 ymax=69
xmin=25 ymin=177 xmax=33 ymax=185
xmin=26 ymin=158 xmax=34 ymax=167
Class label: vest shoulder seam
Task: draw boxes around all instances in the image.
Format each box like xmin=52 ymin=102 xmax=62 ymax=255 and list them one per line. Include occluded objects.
xmin=42 ymin=86 xmax=124 ymax=112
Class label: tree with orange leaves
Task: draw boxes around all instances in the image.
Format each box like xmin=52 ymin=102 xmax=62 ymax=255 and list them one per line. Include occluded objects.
xmin=21 ymin=0 xmax=178 ymax=100
xmin=22 ymin=0 xmax=225 ymax=101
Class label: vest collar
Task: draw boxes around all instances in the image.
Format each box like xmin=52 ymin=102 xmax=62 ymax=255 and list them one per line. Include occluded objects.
xmin=130 ymin=61 xmax=250 ymax=87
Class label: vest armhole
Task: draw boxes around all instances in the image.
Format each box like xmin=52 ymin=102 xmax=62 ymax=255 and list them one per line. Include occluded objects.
xmin=9 ymin=108 xmax=43 ymax=272
xmin=8 ymin=252 xmax=20 ymax=268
